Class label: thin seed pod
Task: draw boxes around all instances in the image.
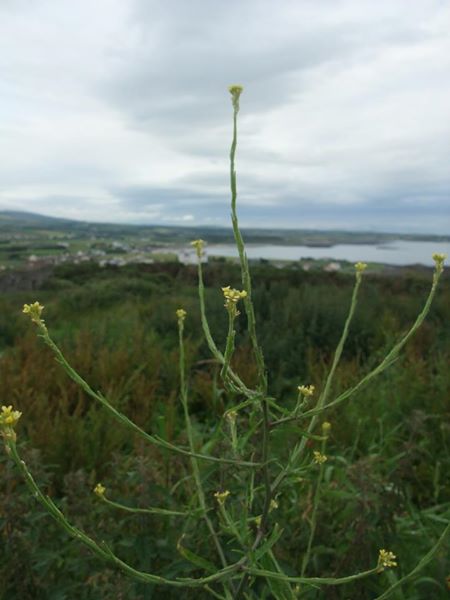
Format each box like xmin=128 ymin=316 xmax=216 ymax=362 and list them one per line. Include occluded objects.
xmin=99 ymin=495 xmax=196 ymax=517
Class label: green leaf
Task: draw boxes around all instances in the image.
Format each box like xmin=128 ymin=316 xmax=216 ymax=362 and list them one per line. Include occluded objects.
xmin=259 ymin=553 xmax=295 ymax=600
xmin=176 ymin=535 xmax=217 ymax=573
xmin=253 ymin=524 xmax=284 ymax=563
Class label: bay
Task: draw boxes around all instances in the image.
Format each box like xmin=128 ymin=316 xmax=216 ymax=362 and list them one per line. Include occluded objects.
xmin=207 ymin=240 xmax=450 ymax=266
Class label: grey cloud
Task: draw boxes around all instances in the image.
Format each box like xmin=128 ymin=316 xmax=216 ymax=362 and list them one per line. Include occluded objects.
xmin=109 ymin=177 xmax=450 ymax=233
xmin=101 ymin=2 xmax=373 ymax=133
xmin=102 ymin=0 xmax=435 ymax=135
xmin=110 ymin=182 xmax=226 ymax=213
xmin=1 ymin=0 xmax=449 ymax=233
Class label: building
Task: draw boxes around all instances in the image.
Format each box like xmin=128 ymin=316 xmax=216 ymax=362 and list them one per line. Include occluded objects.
xmin=178 ymin=248 xmax=208 ymax=265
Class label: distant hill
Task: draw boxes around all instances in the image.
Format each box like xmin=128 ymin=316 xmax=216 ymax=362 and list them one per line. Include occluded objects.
xmin=0 ymin=210 xmax=76 ymax=229
xmin=0 ymin=209 xmax=448 ymax=244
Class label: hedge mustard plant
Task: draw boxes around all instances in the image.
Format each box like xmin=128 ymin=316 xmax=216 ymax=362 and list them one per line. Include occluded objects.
xmin=2 ymin=87 xmax=449 ymax=599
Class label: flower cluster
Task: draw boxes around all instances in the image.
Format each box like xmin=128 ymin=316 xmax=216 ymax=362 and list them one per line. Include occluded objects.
xmin=214 ymin=490 xmax=230 ymax=505
xmin=269 ymin=499 xmax=279 ymax=512
xmin=0 ymin=405 xmax=22 ymax=428
xmin=190 ymin=239 xmax=205 ymax=258
xmin=298 ymin=384 xmax=315 ymax=397
xmin=355 ymin=262 xmax=368 ymax=281
xmin=313 ymin=451 xmax=327 ymax=465
xmin=432 ymin=252 xmax=447 ymax=275
xmin=354 ymin=262 xmax=368 ymax=272
xmin=222 ymin=286 xmax=247 ymax=315
xmin=225 ymin=410 xmax=237 ymax=423
xmin=176 ymin=308 xmax=187 ymax=323
xmin=322 ymin=421 xmax=332 ymax=435
xmin=222 ymin=286 xmax=247 ymax=304
xmin=377 ymin=549 xmax=397 ymax=570
xmin=93 ymin=483 xmax=106 ymax=498
xmin=229 ymin=84 xmax=244 ymax=112
xmin=22 ymin=302 xmax=44 ymax=325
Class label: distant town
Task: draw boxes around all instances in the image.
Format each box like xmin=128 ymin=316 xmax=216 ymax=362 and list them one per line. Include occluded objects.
xmin=1 ymin=210 xmax=447 ymax=279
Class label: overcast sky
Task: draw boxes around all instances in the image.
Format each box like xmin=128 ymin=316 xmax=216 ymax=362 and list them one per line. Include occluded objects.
xmin=1 ymin=0 xmax=449 ymax=233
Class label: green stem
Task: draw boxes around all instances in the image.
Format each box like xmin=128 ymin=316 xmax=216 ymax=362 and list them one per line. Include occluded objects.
xmin=228 ymin=90 xmax=272 ymax=599
xmin=229 ymin=98 xmax=266 ymax=393
xmin=245 ymin=565 xmax=380 ymax=586
xmin=178 ymin=320 xmax=231 ymax=579
xmin=313 ymin=274 xmax=362 ymax=414
xmin=196 ymin=259 xmax=255 ymax=398
xmin=220 ymin=311 xmax=236 ymax=383
xmin=272 ymin=272 xmax=362 ymax=492
xmin=301 ymin=435 xmax=328 ymax=575
xmin=100 ymin=495 xmax=195 ymax=517
xmin=218 ymin=503 xmax=246 ymax=548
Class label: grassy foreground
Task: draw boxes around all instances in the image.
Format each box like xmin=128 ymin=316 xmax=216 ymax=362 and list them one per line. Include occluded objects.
xmin=0 ymin=260 xmax=449 ymax=599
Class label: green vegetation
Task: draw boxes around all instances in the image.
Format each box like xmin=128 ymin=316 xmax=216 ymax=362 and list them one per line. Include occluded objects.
xmin=1 ymin=87 xmax=449 ymax=599
xmin=1 ymin=258 xmax=449 ymax=598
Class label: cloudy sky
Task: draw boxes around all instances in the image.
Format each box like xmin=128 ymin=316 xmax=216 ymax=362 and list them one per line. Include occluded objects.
xmin=1 ymin=0 xmax=449 ymax=233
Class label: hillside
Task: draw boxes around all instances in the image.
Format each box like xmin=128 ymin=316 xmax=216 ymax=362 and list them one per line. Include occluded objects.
xmin=1 ymin=210 xmax=449 ymax=245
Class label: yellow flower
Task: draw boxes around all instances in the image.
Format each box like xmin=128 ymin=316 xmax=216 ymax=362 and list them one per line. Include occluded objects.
xmin=225 ymin=410 xmax=237 ymax=423
xmin=214 ymin=490 xmax=230 ymax=505
xmin=222 ymin=286 xmax=247 ymax=313
xmin=229 ymin=84 xmax=244 ymax=111
xmin=432 ymin=252 xmax=447 ymax=265
xmin=176 ymin=308 xmax=187 ymax=322
xmin=22 ymin=302 xmax=44 ymax=324
xmin=190 ymin=239 xmax=205 ymax=258
xmin=222 ymin=286 xmax=247 ymax=303
xmin=0 ymin=405 xmax=22 ymax=428
xmin=254 ymin=515 xmax=262 ymax=527
xmin=269 ymin=499 xmax=279 ymax=512
xmin=313 ymin=451 xmax=327 ymax=465
xmin=322 ymin=421 xmax=332 ymax=434
xmin=228 ymin=84 xmax=244 ymax=96
xmin=94 ymin=483 xmax=106 ymax=497
xmin=432 ymin=253 xmax=447 ymax=275
xmin=298 ymin=385 xmax=315 ymax=397
xmin=378 ymin=549 xmax=397 ymax=569
xmin=355 ymin=262 xmax=368 ymax=272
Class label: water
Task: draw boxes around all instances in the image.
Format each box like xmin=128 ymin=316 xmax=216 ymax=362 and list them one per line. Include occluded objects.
xmin=207 ymin=240 xmax=450 ymax=266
